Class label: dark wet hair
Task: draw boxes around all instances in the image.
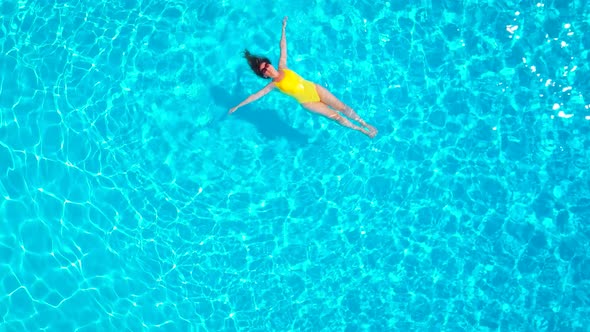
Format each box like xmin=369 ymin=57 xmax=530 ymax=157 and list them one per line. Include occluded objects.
xmin=244 ymin=49 xmax=271 ymax=78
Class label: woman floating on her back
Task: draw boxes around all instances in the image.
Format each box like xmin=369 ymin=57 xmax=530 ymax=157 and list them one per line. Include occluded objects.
xmin=229 ymin=16 xmax=378 ymax=138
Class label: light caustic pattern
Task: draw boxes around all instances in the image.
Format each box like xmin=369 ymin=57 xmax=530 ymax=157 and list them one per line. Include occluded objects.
xmin=1 ymin=0 xmax=590 ymax=331
xmin=505 ymin=4 xmax=589 ymax=119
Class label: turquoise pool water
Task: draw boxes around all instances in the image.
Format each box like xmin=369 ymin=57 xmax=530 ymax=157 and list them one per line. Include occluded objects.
xmin=1 ymin=0 xmax=589 ymax=330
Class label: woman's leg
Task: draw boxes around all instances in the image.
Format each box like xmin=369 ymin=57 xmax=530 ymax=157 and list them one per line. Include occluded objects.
xmin=301 ymin=102 xmax=374 ymax=137
xmin=314 ymin=84 xmax=377 ymax=135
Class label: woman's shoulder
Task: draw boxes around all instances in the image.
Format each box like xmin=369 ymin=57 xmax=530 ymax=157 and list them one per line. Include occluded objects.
xmin=274 ymin=69 xmax=288 ymax=83
xmin=280 ymin=68 xmax=296 ymax=77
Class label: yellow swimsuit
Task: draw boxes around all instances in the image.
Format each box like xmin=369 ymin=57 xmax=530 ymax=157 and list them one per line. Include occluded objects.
xmin=274 ymin=69 xmax=321 ymax=104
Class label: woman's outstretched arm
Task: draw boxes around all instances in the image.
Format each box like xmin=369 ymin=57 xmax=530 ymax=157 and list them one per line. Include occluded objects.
xmin=279 ymin=16 xmax=288 ymax=69
xmin=229 ymin=83 xmax=275 ymax=114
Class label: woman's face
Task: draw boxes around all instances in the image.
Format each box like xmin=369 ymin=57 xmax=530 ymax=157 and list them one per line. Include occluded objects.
xmin=259 ymin=62 xmax=277 ymax=78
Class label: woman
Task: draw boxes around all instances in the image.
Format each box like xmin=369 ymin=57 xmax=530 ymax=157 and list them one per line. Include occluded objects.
xmin=229 ymin=17 xmax=378 ymax=138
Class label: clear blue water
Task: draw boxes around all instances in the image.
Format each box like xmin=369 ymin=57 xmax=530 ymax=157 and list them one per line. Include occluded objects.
xmin=1 ymin=0 xmax=589 ymax=330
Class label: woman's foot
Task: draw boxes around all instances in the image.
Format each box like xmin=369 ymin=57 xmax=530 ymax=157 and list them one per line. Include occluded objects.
xmin=358 ymin=119 xmax=377 ymax=138
xmin=360 ymin=127 xmax=376 ymax=138
xmin=365 ymin=124 xmax=378 ymax=138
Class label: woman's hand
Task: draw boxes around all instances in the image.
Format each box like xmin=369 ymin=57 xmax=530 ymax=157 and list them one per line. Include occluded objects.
xmin=228 ymin=106 xmax=238 ymax=114
xmin=282 ymin=16 xmax=288 ymax=28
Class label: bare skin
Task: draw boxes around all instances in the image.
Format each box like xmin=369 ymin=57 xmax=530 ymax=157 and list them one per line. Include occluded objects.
xmin=229 ymin=16 xmax=378 ymax=138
